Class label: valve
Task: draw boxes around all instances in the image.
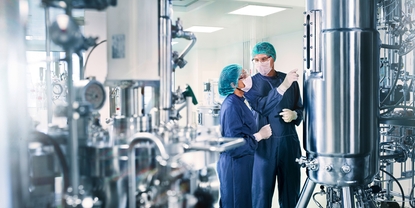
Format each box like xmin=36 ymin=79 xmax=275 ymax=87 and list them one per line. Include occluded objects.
xmin=296 ymin=156 xmax=319 ymax=171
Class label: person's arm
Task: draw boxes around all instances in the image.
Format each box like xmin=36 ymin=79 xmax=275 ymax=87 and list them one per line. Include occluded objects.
xmin=222 ymin=105 xmax=257 ymax=158
xmin=244 ymin=79 xmax=283 ymax=117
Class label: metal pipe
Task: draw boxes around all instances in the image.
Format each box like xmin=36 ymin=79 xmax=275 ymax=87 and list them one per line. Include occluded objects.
xmin=109 ymin=87 xmax=117 ymax=117
xmin=79 ymin=54 xmax=84 ymax=80
xmin=133 ymin=87 xmax=138 ymax=116
xmin=176 ymin=102 xmax=187 ymax=112
xmin=139 ymin=87 xmax=144 ymax=116
xmin=182 ymin=138 xmax=245 ymax=152
xmin=66 ymin=51 xmax=80 ymax=196
xmin=119 ymin=87 xmax=133 ymax=117
xmin=341 ymin=187 xmax=355 ymax=208
xmin=159 ymin=0 xmax=172 ymax=124
xmin=381 ymin=44 xmax=401 ymax=50
xmin=295 ymin=178 xmax=317 ymax=208
xmin=177 ymin=32 xmax=196 ymax=59
xmin=65 ymin=0 xmax=73 ymax=16
xmin=186 ymin=96 xmax=192 ymax=127
xmin=44 ymin=6 xmax=53 ymax=124
xmin=127 ymin=132 xmax=169 ymax=208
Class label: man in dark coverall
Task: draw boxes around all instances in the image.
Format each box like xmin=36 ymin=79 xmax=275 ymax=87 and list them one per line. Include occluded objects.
xmin=244 ymin=42 xmax=303 ymax=208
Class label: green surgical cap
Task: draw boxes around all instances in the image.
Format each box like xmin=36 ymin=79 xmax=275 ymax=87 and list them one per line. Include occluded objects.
xmin=251 ymin=41 xmax=276 ymax=62
xmin=218 ymin=64 xmax=242 ymax=96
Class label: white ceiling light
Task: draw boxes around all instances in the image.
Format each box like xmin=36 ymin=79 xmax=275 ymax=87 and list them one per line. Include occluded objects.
xmin=171 ymin=41 xmax=178 ymax=45
xmin=229 ymin=5 xmax=286 ymax=17
xmin=184 ymin=26 xmax=223 ymax=33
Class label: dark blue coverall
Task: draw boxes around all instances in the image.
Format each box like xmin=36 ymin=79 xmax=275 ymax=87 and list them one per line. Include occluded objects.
xmin=217 ymin=93 xmax=258 ymax=208
xmin=244 ymin=71 xmax=303 ymax=208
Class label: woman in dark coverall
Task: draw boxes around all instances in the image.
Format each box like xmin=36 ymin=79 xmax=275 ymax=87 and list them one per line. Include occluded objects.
xmin=216 ymin=64 xmax=272 ymax=208
xmin=244 ymin=42 xmax=303 ymax=208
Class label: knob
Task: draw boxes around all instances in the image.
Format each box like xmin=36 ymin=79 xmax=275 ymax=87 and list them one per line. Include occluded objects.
xmin=341 ymin=165 xmax=351 ymax=173
xmin=325 ymin=165 xmax=333 ymax=172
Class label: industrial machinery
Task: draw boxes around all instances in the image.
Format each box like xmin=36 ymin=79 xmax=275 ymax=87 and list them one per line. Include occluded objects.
xmin=197 ymin=80 xmax=221 ymax=135
xmin=2 ymin=0 xmax=246 ymax=207
xmin=299 ymin=0 xmax=415 ymax=207
xmin=5 ymin=0 xmax=415 ymax=207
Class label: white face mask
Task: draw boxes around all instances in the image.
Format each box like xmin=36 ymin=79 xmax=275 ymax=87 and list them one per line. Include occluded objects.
xmin=241 ymin=76 xmax=252 ymax=92
xmin=255 ymin=60 xmax=272 ymax=76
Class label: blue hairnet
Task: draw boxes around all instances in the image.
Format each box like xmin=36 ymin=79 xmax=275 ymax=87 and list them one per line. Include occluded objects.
xmin=218 ymin=64 xmax=242 ymax=96
xmin=251 ymin=42 xmax=276 ymax=62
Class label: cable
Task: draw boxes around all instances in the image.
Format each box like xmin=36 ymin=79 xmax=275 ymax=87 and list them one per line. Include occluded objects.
xmin=312 ymin=192 xmax=324 ymax=208
xmin=410 ymin=181 xmax=415 ymax=207
xmin=380 ymin=169 xmax=405 ymax=208
xmin=29 ymin=131 xmax=69 ymax=192
xmin=83 ymin=40 xmax=107 ymax=76
xmin=380 ymin=55 xmax=403 ymax=106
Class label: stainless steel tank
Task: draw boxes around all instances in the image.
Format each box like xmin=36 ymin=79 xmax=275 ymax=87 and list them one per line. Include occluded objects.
xmin=303 ymin=0 xmax=380 ymax=186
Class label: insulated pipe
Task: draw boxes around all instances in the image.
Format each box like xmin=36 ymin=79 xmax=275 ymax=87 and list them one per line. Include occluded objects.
xmin=159 ymin=0 xmax=172 ymax=124
xmin=128 ymin=132 xmax=169 ymax=208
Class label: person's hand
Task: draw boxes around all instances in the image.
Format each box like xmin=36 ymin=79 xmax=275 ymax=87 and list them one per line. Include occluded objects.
xmin=279 ymin=109 xmax=297 ymax=123
xmin=277 ymin=69 xmax=299 ymax=94
xmin=254 ymin=124 xmax=272 ymax=142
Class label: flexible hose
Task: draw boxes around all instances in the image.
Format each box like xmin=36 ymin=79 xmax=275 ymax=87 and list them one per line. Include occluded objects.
xmin=410 ymin=183 xmax=415 ymax=207
xmin=380 ymin=55 xmax=403 ymax=106
xmin=29 ymin=131 xmax=70 ymax=192
xmin=380 ymin=78 xmax=413 ymax=110
xmin=381 ymin=33 xmax=403 ymax=106
xmin=380 ymin=169 xmax=405 ymax=208
xmin=312 ymin=192 xmax=324 ymax=208
xmin=83 ymin=40 xmax=107 ymax=75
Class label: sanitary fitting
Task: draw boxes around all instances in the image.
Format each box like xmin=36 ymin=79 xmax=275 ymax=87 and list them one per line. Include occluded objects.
xmin=325 ymin=165 xmax=333 ymax=172
xmin=296 ymin=156 xmax=319 ymax=171
xmin=341 ymin=165 xmax=351 ymax=173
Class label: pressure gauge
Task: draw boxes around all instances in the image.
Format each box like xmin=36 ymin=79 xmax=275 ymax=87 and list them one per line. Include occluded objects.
xmin=74 ymin=78 xmax=106 ymax=110
xmin=52 ymin=83 xmax=63 ymax=95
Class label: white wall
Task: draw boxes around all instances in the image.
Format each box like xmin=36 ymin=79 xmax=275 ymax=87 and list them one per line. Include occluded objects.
xmin=175 ymin=30 xmax=324 ymax=208
xmin=82 ymin=11 xmax=322 ymax=207
xmin=83 ymin=11 xmax=110 ymax=127
xmin=175 ymin=42 xmax=245 ymax=102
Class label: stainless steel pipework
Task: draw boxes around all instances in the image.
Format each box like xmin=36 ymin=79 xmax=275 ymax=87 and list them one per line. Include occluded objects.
xmin=44 ymin=7 xmax=53 ymax=124
xmin=159 ymin=0 xmax=173 ymax=124
xmin=127 ymin=132 xmax=169 ymax=208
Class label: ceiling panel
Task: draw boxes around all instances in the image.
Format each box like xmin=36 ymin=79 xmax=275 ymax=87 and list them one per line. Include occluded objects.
xmin=172 ymin=0 xmax=306 ymax=49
